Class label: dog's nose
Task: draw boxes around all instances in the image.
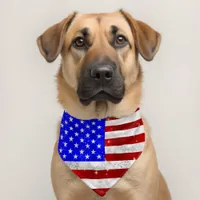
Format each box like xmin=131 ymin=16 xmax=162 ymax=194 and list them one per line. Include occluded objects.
xmin=90 ymin=65 xmax=114 ymax=82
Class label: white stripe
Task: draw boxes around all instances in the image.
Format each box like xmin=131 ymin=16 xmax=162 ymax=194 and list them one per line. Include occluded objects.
xmin=105 ymin=110 xmax=141 ymax=126
xmin=82 ymin=178 xmax=120 ymax=189
xmin=105 ymin=142 xmax=145 ymax=154
xmin=105 ymin=125 xmax=145 ymax=139
xmin=65 ymin=160 xmax=135 ymax=170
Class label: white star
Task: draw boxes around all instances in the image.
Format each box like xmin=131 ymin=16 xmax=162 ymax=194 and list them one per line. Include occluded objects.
xmin=61 ymin=123 xmax=64 ymax=128
xmin=86 ymin=124 xmax=90 ymax=128
xmin=80 ymin=120 xmax=84 ymax=124
xmin=68 ymin=149 xmax=73 ymax=154
xmin=63 ymin=154 xmax=66 ymax=158
xmin=64 ymin=121 xmax=68 ymax=124
xmin=69 ymin=137 xmax=73 ymax=141
xmin=70 ymin=127 xmax=73 ymax=130
xmin=69 ymin=117 xmax=73 ymax=122
xmin=86 ymin=144 xmax=90 ymax=149
xmin=59 ymin=148 xmax=63 ymax=153
xmin=85 ymin=154 xmax=90 ymax=159
xmin=91 ymin=150 xmax=96 ymax=154
xmin=94 ymin=171 xmax=98 ymax=175
xmin=74 ymin=154 xmax=78 ymax=159
xmin=74 ymin=143 xmax=79 ymax=148
xmin=63 ymin=142 xmax=67 ymax=147
xmin=75 ymin=132 xmax=79 ymax=136
xmin=91 ymin=139 xmax=96 ymax=144
xmin=80 ymin=128 xmax=84 ymax=133
xmin=86 ymin=133 xmax=90 ymax=138
xmin=92 ymin=122 xmax=96 ymax=125
xmin=97 ymin=155 xmax=101 ymax=159
xmin=64 ymin=130 xmax=68 ymax=135
xmin=80 ymin=149 xmax=84 ymax=154
xmin=97 ymin=144 xmax=101 ymax=148
xmin=80 ymin=138 xmax=84 ymax=143
xmin=75 ymin=123 xmax=79 ymax=127
xmin=60 ymin=135 xmax=63 ymax=140
xmin=97 ymin=134 xmax=101 ymax=138
xmin=92 ymin=130 xmax=95 ymax=134
xmin=97 ymin=125 xmax=101 ymax=129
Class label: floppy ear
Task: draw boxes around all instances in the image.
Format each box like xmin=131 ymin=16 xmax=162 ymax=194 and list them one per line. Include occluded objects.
xmin=120 ymin=10 xmax=161 ymax=61
xmin=37 ymin=12 xmax=76 ymax=63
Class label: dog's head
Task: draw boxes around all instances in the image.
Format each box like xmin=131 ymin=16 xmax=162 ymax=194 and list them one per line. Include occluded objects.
xmin=37 ymin=10 xmax=161 ymax=118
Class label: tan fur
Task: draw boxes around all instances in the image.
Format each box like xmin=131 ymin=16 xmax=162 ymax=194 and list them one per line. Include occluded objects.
xmin=37 ymin=10 xmax=171 ymax=200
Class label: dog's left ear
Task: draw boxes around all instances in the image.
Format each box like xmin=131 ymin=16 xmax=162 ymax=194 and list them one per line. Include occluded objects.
xmin=37 ymin=12 xmax=77 ymax=63
xmin=120 ymin=10 xmax=161 ymax=61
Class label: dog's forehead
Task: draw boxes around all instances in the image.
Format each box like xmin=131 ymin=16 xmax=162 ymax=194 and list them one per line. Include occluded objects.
xmin=68 ymin=12 xmax=133 ymax=37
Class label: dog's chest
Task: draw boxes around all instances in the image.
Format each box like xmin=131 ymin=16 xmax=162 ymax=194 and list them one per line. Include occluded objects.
xmin=58 ymin=108 xmax=146 ymax=197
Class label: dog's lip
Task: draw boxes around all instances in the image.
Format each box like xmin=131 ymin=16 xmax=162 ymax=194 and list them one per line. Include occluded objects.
xmin=79 ymin=89 xmax=123 ymax=100
xmin=92 ymin=91 xmax=123 ymax=101
xmin=78 ymin=88 xmax=102 ymax=100
xmin=79 ymin=90 xmax=123 ymax=105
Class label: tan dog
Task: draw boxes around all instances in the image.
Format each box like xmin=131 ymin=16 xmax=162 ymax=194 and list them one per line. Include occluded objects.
xmin=37 ymin=10 xmax=171 ymax=200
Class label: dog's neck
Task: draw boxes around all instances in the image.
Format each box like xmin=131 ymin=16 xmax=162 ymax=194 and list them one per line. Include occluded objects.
xmin=56 ymin=65 xmax=143 ymax=119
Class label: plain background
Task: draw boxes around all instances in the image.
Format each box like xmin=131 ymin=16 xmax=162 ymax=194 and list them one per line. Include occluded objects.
xmin=1 ymin=0 xmax=200 ymax=199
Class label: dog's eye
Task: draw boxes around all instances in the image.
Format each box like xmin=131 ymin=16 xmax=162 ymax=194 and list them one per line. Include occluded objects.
xmin=115 ymin=35 xmax=128 ymax=48
xmin=73 ymin=37 xmax=86 ymax=49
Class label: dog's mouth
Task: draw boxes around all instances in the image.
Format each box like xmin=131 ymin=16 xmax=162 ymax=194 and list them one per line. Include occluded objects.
xmin=79 ymin=90 xmax=124 ymax=106
xmin=77 ymin=57 xmax=125 ymax=106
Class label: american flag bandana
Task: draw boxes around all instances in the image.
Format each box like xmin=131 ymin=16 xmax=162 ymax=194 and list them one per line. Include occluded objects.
xmin=58 ymin=108 xmax=145 ymax=197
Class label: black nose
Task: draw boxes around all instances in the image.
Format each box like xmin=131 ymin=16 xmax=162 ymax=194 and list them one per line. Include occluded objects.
xmin=90 ymin=65 xmax=114 ymax=82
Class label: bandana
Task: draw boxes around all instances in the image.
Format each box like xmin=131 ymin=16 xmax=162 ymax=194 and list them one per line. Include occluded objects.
xmin=58 ymin=108 xmax=145 ymax=196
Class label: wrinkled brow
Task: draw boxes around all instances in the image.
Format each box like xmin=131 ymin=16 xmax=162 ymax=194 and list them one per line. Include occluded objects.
xmin=111 ymin=25 xmax=119 ymax=35
xmin=80 ymin=27 xmax=89 ymax=37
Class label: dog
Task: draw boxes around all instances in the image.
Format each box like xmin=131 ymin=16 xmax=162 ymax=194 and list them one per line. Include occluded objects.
xmin=37 ymin=10 xmax=171 ymax=200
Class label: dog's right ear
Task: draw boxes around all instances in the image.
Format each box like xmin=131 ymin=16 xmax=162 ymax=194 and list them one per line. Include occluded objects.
xmin=37 ymin=12 xmax=77 ymax=63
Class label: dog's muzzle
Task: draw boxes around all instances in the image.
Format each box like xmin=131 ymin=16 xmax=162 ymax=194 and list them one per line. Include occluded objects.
xmin=77 ymin=57 xmax=125 ymax=105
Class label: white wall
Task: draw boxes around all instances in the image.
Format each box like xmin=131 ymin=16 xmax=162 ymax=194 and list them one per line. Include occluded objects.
xmin=1 ymin=0 xmax=200 ymax=199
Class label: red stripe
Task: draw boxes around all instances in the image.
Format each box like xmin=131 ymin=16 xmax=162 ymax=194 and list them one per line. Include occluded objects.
xmin=106 ymin=152 xmax=142 ymax=161
xmin=106 ymin=108 xmax=140 ymax=121
xmin=135 ymin=107 xmax=140 ymax=112
xmin=105 ymin=133 xmax=145 ymax=146
xmin=105 ymin=118 xmax=143 ymax=132
xmin=106 ymin=117 xmax=118 ymax=121
xmin=93 ymin=188 xmax=109 ymax=196
xmin=72 ymin=168 xmax=128 ymax=179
